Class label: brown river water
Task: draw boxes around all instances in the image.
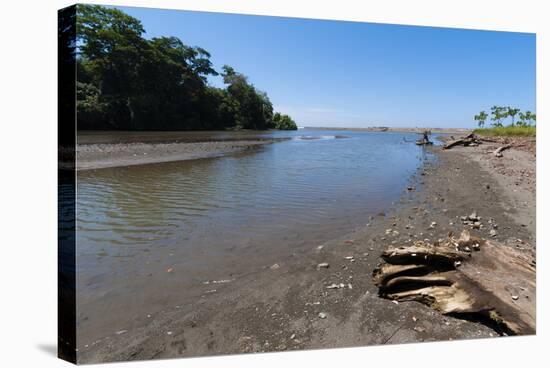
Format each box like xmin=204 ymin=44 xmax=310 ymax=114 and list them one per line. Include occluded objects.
xmin=74 ymin=129 xmax=437 ymax=346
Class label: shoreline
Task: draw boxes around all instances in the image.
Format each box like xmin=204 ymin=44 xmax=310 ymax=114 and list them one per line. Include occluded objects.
xmin=76 ymin=139 xmax=286 ymax=170
xmin=304 ymin=126 xmax=472 ymax=134
xmin=78 ymin=138 xmax=535 ymax=363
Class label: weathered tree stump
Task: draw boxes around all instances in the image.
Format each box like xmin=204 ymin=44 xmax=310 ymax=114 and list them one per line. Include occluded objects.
xmin=373 ymin=231 xmax=535 ymax=335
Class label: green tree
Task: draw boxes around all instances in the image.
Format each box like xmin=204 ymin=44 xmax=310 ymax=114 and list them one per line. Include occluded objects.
xmin=474 ymin=111 xmax=488 ymax=128
xmin=273 ymin=113 xmax=298 ymax=130
xmin=507 ymin=107 xmax=520 ymax=126
xmin=74 ymin=4 xmax=295 ymax=131
xmin=221 ymin=65 xmax=275 ymax=130
xmin=524 ymin=111 xmax=536 ymax=126
xmin=490 ymin=106 xmax=506 ymax=127
xmin=517 ymin=112 xmax=526 ymax=126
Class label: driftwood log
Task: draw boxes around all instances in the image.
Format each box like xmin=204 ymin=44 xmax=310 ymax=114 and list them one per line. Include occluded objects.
xmin=478 ymin=137 xmax=499 ymax=143
xmin=493 ymin=145 xmax=513 ymax=157
xmin=372 ymin=230 xmax=535 ymax=335
xmin=443 ymin=133 xmax=481 ymax=149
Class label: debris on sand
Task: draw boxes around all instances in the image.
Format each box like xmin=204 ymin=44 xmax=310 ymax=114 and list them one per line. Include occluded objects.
xmin=461 ymin=211 xmax=485 ymax=229
xmin=468 ymin=211 xmax=480 ymax=222
xmin=270 ymin=263 xmax=280 ymax=270
xmin=318 ymin=312 xmax=327 ymax=319
xmin=203 ymin=278 xmax=235 ymax=285
xmin=373 ymin=230 xmax=535 ymax=335
xmin=317 ymin=262 xmax=330 ymax=269
xmin=443 ymin=133 xmax=483 ymax=149
xmin=442 ymin=133 xmax=524 ymax=158
xmin=494 ymin=145 xmax=513 ymax=158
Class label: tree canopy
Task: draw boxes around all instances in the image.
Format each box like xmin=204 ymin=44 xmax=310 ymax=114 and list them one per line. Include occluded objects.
xmin=273 ymin=113 xmax=298 ymax=130
xmin=475 ymin=106 xmax=535 ymax=128
xmin=74 ymin=5 xmax=296 ymax=131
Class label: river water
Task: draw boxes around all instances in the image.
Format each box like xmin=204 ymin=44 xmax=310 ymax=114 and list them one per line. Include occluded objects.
xmin=75 ymin=129 xmax=436 ymax=345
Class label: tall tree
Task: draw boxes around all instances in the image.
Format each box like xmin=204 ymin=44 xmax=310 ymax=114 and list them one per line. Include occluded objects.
xmin=523 ymin=111 xmax=536 ymax=126
xmin=474 ymin=111 xmax=488 ymax=128
xmin=75 ymin=5 xmax=295 ymax=131
xmin=273 ymin=113 xmax=298 ymax=130
xmin=507 ymin=107 xmax=520 ymax=126
xmin=221 ymin=65 xmax=275 ymax=130
xmin=490 ymin=106 xmax=506 ymax=127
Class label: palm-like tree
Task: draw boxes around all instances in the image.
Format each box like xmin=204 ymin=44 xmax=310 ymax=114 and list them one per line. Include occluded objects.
xmin=474 ymin=111 xmax=488 ymax=128
xmin=507 ymin=107 xmax=520 ymax=126
xmin=524 ymin=111 xmax=536 ymax=125
xmin=490 ymin=106 xmax=506 ymax=127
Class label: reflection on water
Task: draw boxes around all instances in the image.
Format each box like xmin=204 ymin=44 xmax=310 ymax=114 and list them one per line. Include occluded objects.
xmin=75 ymin=130 xmax=436 ymax=344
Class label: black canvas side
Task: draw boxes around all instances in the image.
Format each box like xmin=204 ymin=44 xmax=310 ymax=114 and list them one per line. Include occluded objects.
xmin=58 ymin=4 xmax=77 ymax=364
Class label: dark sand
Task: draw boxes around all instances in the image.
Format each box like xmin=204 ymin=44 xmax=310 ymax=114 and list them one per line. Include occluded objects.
xmin=76 ymin=140 xmax=284 ymax=170
xmin=77 ymin=137 xmax=535 ymax=363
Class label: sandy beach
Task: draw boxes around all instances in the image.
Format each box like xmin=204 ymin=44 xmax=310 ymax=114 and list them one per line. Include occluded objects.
xmin=77 ymin=135 xmax=535 ymax=363
xmin=76 ymin=139 xmax=286 ymax=170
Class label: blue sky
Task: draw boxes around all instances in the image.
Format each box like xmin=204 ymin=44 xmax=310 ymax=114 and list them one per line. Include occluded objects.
xmin=118 ymin=6 xmax=535 ymax=128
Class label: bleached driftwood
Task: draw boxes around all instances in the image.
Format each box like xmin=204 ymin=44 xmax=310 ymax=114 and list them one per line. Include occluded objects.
xmin=443 ymin=133 xmax=481 ymax=150
xmin=493 ymin=145 xmax=513 ymax=157
xmin=373 ymin=231 xmax=535 ymax=335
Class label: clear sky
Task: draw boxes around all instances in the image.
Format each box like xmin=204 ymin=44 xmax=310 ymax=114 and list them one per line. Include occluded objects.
xmin=118 ymin=6 xmax=536 ymax=128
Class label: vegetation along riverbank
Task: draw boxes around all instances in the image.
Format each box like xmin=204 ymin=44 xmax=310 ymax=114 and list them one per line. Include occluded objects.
xmin=74 ymin=5 xmax=297 ymax=132
xmin=473 ymin=106 xmax=536 ymax=136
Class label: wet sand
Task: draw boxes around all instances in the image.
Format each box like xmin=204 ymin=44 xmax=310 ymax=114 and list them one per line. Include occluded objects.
xmin=76 ymin=140 xmax=284 ymax=170
xmin=77 ymin=137 xmax=535 ymax=364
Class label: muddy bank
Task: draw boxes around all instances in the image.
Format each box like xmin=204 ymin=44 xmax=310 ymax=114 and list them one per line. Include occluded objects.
xmin=76 ymin=139 xmax=284 ymax=170
xmin=77 ymin=140 xmax=535 ymax=364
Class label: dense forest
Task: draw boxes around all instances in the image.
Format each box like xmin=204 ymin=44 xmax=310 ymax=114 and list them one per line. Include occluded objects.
xmin=74 ymin=5 xmax=297 ymax=131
